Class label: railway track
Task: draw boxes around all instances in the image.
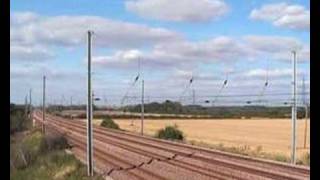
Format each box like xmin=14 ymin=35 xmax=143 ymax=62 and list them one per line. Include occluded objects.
xmin=33 ymin=111 xmax=310 ymax=180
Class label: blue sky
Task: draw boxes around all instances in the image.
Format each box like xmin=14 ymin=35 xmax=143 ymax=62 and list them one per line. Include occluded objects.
xmin=10 ymin=0 xmax=310 ymax=106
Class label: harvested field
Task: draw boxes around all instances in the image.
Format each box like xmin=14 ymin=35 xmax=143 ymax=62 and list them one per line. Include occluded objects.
xmin=92 ymin=118 xmax=310 ymax=158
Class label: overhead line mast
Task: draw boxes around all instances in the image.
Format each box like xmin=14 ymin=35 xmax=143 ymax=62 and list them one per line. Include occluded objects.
xmin=42 ymin=76 xmax=46 ymax=134
xmin=291 ymin=50 xmax=297 ymax=164
xmin=29 ymin=88 xmax=32 ymax=121
xmin=258 ymin=59 xmax=270 ymax=103
xmin=141 ymin=79 xmax=144 ymax=135
xmin=179 ymin=75 xmax=194 ymax=103
xmin=302 ymin=75 xmax=309 ymax=149
xmin=87 ymin=30 xmax=94 ymax=176
xmin=139 ymin=57 xmax=144 ymax=135
xmin=212 ymin=72 xmax=228 ymax=106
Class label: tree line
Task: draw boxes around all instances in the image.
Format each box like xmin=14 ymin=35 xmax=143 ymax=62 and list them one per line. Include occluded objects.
xmin=123 ymin=100 xmax=308 ymax=119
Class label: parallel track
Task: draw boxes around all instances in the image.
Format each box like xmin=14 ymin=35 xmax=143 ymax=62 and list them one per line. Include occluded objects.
xmin=33 ymin=111 xmax=309 ymax=180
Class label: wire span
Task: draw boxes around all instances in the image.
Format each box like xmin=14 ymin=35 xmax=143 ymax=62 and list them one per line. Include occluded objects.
xmin=179 ymin=76 xmax=194 ymax=102
xmin=120 ymin=74 xmax=140 ymax=106
xmin=212 ymin=73 xmax=228 ymax=105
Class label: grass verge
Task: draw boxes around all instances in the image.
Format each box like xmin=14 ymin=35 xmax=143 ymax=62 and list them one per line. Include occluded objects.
xmin=10 ymin=130 xmax=104 ymax=180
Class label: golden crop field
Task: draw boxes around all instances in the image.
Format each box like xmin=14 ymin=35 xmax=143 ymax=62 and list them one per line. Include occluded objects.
xmin=93 ymin=118 xmax=310 ymax=158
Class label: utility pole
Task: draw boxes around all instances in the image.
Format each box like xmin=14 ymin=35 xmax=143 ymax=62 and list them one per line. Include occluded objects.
xmin=302 ymin=75 xmax=306 ymax=105
xmin=87 ymin=30 xmax=94 ymax=176
xmin=70 ymin=96 xmax=73 ymax=110
xmin=61 ymin=95 xmax=65 ymax=106
xmin=141 ymin=80 xmax=144 ymax=135
xmin=291 ymin=51 xmax=297 ymax=164
xmin=24 ymin=94 xmax=28 ymax=116
xmin=42 ymin=76 xmax=46 ymax=134
xmin=302 ymin=76 xmax=308 ymax=148
xmin=29 ymin=89 xmax=32 ymax=119
xmin=103 ymin=94 xmax=107 ymax=107
xmin=192 ymin=89 xmax=195 ymax=105
xmin=304 ymin=104 xmax=308 ymax=148
xmin=92 ymin=91 xmax=95 ymax=112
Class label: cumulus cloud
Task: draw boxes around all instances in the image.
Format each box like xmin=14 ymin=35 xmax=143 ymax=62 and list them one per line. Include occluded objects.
xmin=10 ymin=12 xmax=40 ymax=26
xmin=153 ymin=36 xmax=253 ymax=62
xmin=92 ymin=50 xmax=142 ymax=68
xmin=10 ymin=64 xmax=84 ymax=80
xmin=173 ymin=69 xmax=224 ymax=82
xmin=249 ymin=2 xmax=309 ymax=30
xmin=244 ymin=68 xmax=300 ymax=79
xmin=92 ymin=36 xmax=254 ymax=69
xmin=10 ymin=45 xmax=54 ymax=61
xmin=10 ymin=11 xmax=183 ymax=61
xmin=271 ymin=45 xmax=309 ymax=63
xmin=243 ymin=35 xmax=309 ymax=62
xmin=10 ymin=12 xmax=182 ymax=48
xmin=92 ymin=49 xmax=193 ymax=70
xmin=10 ymin=10 xmax=310 ymax=104
xmin=10 ymin=11 xmax=309 ymax=66
xmin=244 ymin=35 xmax=303 ymax=52
xmin=10 ymin=63 xmax=87 ymax=105
xmin=92 ymin=35 xmax=309 ymax=71
xmin=125 ymin=0 xmax=229 ymax=22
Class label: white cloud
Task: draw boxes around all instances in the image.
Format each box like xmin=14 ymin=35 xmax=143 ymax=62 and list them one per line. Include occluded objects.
xmin=243 ymin=35 xmax=309 ymax=62
xmin=10 ymin=10 xmax=310 ymax=105
xmin=10 ymin=11 xmax=183 ymax=63
xmin=92 ymin=35 xmax=309 ymax=71
xmin=173 ymin=69 xmax=223 ymax=82
xmin=10 ymin=64 xmax=84 ymax=80
xmin=91 ymin=37 xmax=246 ymax=70
xmin=10 ymin=45 xmax=54 ymax=61
xmin=10 ymin=12 xmax=182 ymax=48
xmin=175 ymin=69 xmax=193 ymax=78
xmin=243 ymin=68 xmax=308 ymax=79
xmin=245 ymin=68 xmax=290 ymax=78
xmin=244 ymin=35 xmax=303 ymax=52
xmin=272 ymin=45 xmax=309 ymax=63
xmin=92 ymin=50 xmax=142 ymax=68
xmin=10 ymin=11 xmax=309 ymax=66
xmin=92 ymin=49 xmax=192 ymax=69
xmin=250 ymin=2 xmax=309 ymax=30
xmin=10 ymin=11 xmax=183 ymax=62
xmin=153 ymin=36 xmax=251 ymax=62
xmin=125 ymin=0 xmax=229 ymax=22
xmin=10 ymin=12 xmax=40 ymax=26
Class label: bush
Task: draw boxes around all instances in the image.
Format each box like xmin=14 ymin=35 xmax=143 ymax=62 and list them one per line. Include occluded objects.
xmin=297 ymin=152 xmax=310 ymax=165
xmin=10 ymin=107 xmax=31 ymax=134
xmin=155 ymin=124 xmax=184 ymax=141
xmin=274 ymin=154 xmax=290 ymax=163
xmin=11 ymin=131 xmax=44 ymax=169
xmin=11 ymin=149 xmax=105 ymax=180
xmin=23 ymin=131 xmax=43 ymax=156
xmin=10 ymin=145 xmax=28 ymax=170
xmin=11 ymin=130 xmax=71 ymax=171
xmin=100 ymin=116 xmax=120 ymax=130
xmin=40 ymin=134 xmax=69 ymax=153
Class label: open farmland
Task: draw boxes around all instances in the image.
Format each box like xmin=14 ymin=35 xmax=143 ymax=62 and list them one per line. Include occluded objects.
xmin=92 ymin=118 xmax=310 ymax=158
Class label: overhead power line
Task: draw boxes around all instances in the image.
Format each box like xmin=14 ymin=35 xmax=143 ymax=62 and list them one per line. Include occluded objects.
xmin=121 ymin=57 xmax=141 ymax=106
xmin=179 ymin=76 xmax=194 ymax=102
xmin=212 ymin=72 xmax=228 ymax=105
